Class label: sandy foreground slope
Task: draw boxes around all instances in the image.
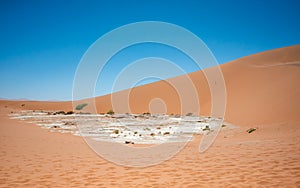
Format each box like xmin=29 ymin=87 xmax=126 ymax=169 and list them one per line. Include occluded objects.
xmin=0 ymin=45 xmax=300 ymax=187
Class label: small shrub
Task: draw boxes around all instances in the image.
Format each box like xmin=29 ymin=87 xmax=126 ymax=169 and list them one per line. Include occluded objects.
xmin=150 ymin=133 xmax=155 ymax=136
xmin=221 ymin=124 xmax=226 ymax=127
xmin=134 ymin=131 xmax=138 ymax=135
xmin=107 ymin=109 xmax=115 ymax=115
xmin=143 ymin=112 xmax=151 ymax=116
xmin=113 ymin=130 xmax=119 ymax=134
xmin=125 ymin=141 xmax=134 ymax=144
xmin=75 ymin=103 xmax=88 ymax=110
xmin=54 ymin=111 xmax=65 ymax=115
xmin=163 ymin=132 xmax=170 ymax=135
xmin=202 ymin=125 xmax=210 ymax=131
xmin=247 ymin=128 xmax=256 ymax=133
xmin=66 ymin=111 xmax=74 ymax=115
xmin=186 ymin=112 xmax=193 ymax=116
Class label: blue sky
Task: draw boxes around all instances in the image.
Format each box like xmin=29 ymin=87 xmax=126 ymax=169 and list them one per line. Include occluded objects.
xmin=0 ymin=0 xmax=299 ymax=101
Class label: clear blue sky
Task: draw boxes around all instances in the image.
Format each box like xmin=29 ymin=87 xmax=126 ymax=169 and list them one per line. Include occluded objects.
xmin=0 ymin=0 xmax=299 ymax=101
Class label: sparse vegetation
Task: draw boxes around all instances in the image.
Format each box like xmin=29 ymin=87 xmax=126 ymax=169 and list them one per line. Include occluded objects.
xmin=247 ymin=128 xmax=257 ymax=133
xmin=125 ymin=141 xmax=134 ymax=144
xmin=75 ymin=103 xmax=88 ymax=110
xmin=113 ymin=130 xmax=119 ymax=134
xmin=186 ymin=112 xmax=193 ymax=116
xmin=66 ymin=111 xmax=74 ymax=115
xmin=107 ymin=109 xmax=115 ymax=115
xmin=202 ymin=125 xmax=210 ymax=131
xmin=53 ymin=111 xmax=66 ymax=115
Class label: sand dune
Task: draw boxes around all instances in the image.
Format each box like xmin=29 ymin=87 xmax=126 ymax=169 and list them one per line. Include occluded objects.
xmin=4 ymin=45 xmax=300 ymax=127
xmin=93 ymin=44 xmax=300 ymax=127
xmin=1 ymin=45 xmax=300 ymax=187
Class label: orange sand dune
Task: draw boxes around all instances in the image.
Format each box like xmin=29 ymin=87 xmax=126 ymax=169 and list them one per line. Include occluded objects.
xmin=94 ymin=44 xmax=300 ymax=126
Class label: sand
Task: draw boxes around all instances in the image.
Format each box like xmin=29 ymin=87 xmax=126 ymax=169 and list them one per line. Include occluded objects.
xmin=1 ymin=45 xmax=300 ymax=187
xmin=1 ymin=106 xmax=300 ymax=187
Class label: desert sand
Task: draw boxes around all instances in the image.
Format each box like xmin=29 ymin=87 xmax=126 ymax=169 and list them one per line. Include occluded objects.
xmin=1 ymin=45 xmax=300 ymax=187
